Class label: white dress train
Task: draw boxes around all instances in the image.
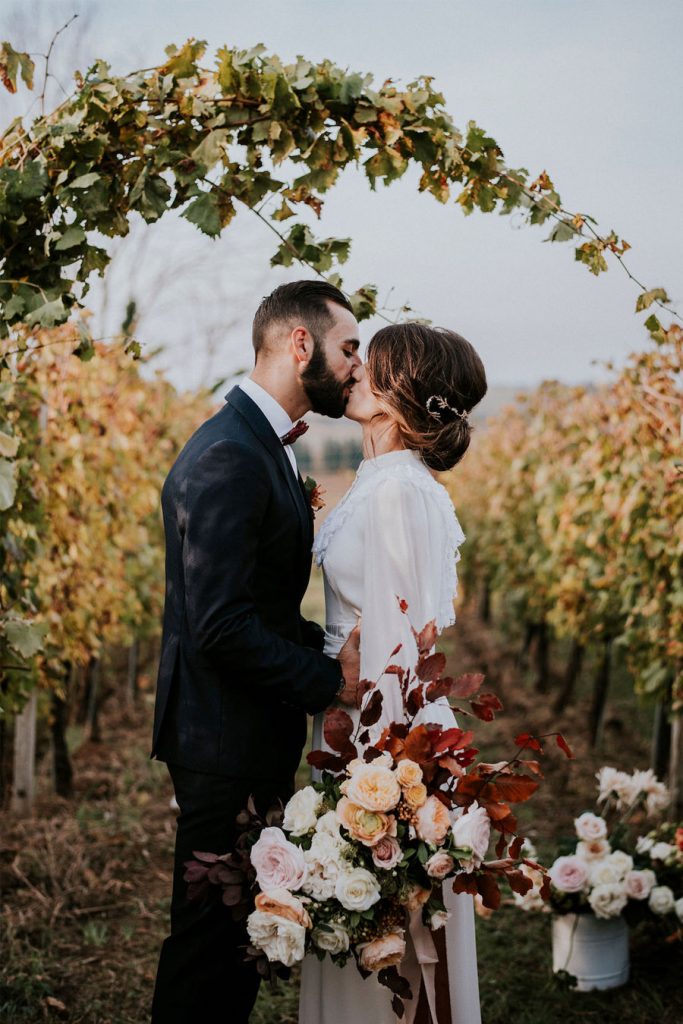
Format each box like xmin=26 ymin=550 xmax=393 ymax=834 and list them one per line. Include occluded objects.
xmin=299 ymin=449 xmax=481 ymax=1024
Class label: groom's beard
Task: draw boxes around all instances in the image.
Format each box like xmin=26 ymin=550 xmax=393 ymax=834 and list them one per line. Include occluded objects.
xmin=301 ymin=342 xmax=352 ymax=419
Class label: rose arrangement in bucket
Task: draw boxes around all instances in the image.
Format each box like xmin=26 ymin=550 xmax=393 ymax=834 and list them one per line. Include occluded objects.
xmin=185 ymin=609 xmax=573 ymax=1015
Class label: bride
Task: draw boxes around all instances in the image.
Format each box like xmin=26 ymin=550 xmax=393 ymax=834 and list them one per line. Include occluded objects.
xmin=299 ymin=321 xmax=488 ymax=1024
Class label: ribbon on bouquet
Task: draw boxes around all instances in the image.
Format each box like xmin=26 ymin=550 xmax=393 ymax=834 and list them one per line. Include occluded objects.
xmin=402 ymin=909 xmax=439 ymax=1024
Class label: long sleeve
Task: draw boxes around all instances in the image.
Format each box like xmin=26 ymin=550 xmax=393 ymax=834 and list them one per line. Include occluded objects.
xmin=183 ymin=439 xmax=342 ymax=714
xmin=360 ymin=473 xmax=461 ymax=732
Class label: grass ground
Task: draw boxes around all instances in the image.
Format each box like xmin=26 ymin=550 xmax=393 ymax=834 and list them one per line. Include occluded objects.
xmin=1 ymin=572 xmax=681 ymax=1023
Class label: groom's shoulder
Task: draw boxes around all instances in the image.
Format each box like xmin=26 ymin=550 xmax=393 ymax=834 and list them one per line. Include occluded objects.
xmin=167 ymin=402 xmax=263 ymax=480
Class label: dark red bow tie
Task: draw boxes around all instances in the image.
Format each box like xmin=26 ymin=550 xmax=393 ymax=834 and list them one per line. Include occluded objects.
xmin=280 ymin=420 xmax=309 ymax=446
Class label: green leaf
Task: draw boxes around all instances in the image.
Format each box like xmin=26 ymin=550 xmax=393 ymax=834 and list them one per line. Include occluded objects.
xmin=0 ymin=41 xmax=35 ymax=93
xmin=182 ymin=191 xmax=222 ymax=237
xmin=546 ymin=220 xmax=576 ymax=243
xmin=54 ymin=224 xmax=86 ymax=251
xmin=69 ymin=172 xmax=101 ymax=189
xmin=4 ymin=618 xmax=48 ymax=659
xmin=161 ymin=38 xmax=207 ymax=80
xmin=0 ymin=430 xmax=19 ymax=458
xmin=27 ymin=297 xmax=67 ymax=328
xmin=348 ymin=285 xmax=378 ymax=322
xmin=14 ymin=159 xmax=48 ymax=200
xmin=635 ymin=288 xmax=669 ymax=313
xmin=0 ymin=456 xmax=17 ymax=510
xmin=191 ymin=129 xmax=229 ymax=171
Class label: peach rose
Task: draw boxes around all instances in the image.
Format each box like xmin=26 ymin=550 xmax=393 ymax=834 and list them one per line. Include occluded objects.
xmin=337 ymin=796 xmax=396 ymax=847
xmin=414 ymin=795 xmax=451 ymax=845
xmin=404 ymin=883 xmax=432 ymax=912
xmin=254 ymin=888 xmax=312 ymax=928
xmin=395 ymin=759 xmax=423 ymax=787
xmin=358 ymin=931 xmax=406 ymax=971
xmin=403 ymin=783 xmax=428 ymax=810
xmin=425 ymin=851 xmax=455 ymax=879
xmin=343 ymin=764 xmax=401 ymax=812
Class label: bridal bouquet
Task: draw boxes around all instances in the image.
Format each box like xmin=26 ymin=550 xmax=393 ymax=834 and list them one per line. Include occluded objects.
xmin=514 ymin=765 xmax=683 ymax=932
xmin=185 ymin=610 xmax=572 ymax=1013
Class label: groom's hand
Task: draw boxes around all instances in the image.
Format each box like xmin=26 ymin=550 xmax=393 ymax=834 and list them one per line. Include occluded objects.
xmin=337 ymin=625 xmax=361 ymax=707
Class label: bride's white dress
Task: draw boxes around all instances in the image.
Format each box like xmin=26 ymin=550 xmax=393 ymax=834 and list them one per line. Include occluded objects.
xmin=299 ymin=449 xmax=481 ymax=1024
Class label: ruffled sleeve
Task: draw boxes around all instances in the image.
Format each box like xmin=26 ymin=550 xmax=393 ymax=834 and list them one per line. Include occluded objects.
xmin=360 ymin=471 xmax=464 ymax=732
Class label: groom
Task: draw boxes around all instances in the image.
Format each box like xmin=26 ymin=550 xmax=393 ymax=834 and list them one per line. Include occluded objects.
xmin=150 ymin=280 xmax=363 ymax=1022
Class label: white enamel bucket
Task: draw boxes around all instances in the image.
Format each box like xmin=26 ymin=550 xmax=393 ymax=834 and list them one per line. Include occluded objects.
xmin=551 ymin=912 xmax=629 ymax=991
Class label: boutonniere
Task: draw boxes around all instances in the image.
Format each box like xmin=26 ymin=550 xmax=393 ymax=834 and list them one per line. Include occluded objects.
xmin=303 ymin=476 xmax=326 ymax=517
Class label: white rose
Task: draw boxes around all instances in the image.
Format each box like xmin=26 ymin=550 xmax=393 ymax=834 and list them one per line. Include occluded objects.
xmin=636 ymin=835 xmax=655 ymax=854
xmin=624 ymin=869 xmax=656 ymax=900
xmin=650 ymin=842 xmax=674 ymax=863
xmin=675 ymin=897 xmax=683 ymax=923
xmin=589 ymin=883 xmax=628 ymax=919
xmin=283 ymin=787 xmax=323 ymax=837
xmin=302 ymin=834 xmax=349 ymax=901
xmin=574 ymin=812 xmax=608 ymax=842
xmin=630 ymin=769 xmax=670 ymax=815
xmin=605 ymin=850 xmax=633 ymax=880
xmin=576 ymin=839 xmax=611 ymax=861
xmin=246 ymin=909 xmax=306 ymax=966
xmin=590 ymin=860 xmax=623 ymax=887
xmin=451 ymin=801 xmax=491 ymax=871
xmin=648 ymin=885 xmax=675 ymax=916
xmin=430 ymin=910 xmax=451 ymax=930
xmin=335 ymin=867 xmax=381 ymax=912
xmin=311 ymin=921 xmax=350 ymax=955
xmin=315 ymin=810 xmax=343 ymax=838
xmin=595 ymin=766 xmax=628 ymax=802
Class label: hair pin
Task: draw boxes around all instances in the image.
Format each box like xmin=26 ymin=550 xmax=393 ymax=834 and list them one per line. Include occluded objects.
xmin=425 ymin=394 xmax=469 ymax=424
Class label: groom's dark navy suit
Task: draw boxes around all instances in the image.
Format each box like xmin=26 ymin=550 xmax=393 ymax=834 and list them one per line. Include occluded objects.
xmin=151 ymin=386 xmax=342 ymax=1023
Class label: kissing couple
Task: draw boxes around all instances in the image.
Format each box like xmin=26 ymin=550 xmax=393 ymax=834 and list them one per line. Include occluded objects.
xmin=150 ymin=280 xmax=487 ymax=1023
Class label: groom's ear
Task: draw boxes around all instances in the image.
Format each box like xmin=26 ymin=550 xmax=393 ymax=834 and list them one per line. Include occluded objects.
xmin=291 ymin=325 xmax=314 ymax=367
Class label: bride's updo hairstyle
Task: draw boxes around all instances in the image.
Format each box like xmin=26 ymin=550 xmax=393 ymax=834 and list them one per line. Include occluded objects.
xmin=366 ymin=323 xmax=487 ymax=471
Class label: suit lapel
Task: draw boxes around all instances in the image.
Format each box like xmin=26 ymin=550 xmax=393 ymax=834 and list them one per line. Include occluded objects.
xmin=225 ymin=386 xmax=311 ymax=546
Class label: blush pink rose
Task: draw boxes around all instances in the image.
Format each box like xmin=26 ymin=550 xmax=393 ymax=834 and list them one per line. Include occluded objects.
xmin=548 ymin=854 xmax=589 ymax=894
xmin=425 ymin=851 xmax=455 ymax=879
xmin=371 ymin=836 xmax=403 ymax=870
xmin=415 ymin=796 xmax=451 ymax=845
xmin=250 ymin=827 xmax=307 ymax=892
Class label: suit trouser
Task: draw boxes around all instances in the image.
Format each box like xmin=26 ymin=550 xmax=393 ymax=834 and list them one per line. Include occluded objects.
xmin=151 ymin=763 xmax=292 ymax=1024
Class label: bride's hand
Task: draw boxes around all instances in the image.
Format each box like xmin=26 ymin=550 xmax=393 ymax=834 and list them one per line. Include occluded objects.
xmin=337 ymin=624 xmax=361 ymax=707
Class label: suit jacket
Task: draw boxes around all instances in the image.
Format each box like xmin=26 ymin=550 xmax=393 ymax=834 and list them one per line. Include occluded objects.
xmin=151 ymin=385 xmax=342 ymax=779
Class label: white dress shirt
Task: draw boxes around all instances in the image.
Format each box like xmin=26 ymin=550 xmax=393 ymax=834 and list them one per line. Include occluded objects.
xmin=238 ymin=376 xmax=299 ymax=477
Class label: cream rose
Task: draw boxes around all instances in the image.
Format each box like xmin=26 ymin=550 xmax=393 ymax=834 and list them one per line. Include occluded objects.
xmin=589 ymin=882 xmax=628 ymax=919
xmin=451 ymin=802 xmax=491 ymax=871
xmin=343 ymin=764 xmax=401 ymax=812
xmin=250 ymin=827 xmax=307 ymax=892
xmin=650 ymin=842 xmax=675 ymax=862
xmin=631 ymin=769 xmax=670 ymax=815
xmin=574 ymin=812 xmax=608 ymax=842
xmin=648 ymin=885 xmax=675 ymax=915
xmin=395 ymin=759 xmax=423 ymax=787
xmin=247 ymin=909 xmax=306 ymax=966
xmin=371 ymin=836 xmax=403 ymax=870
xmin=315 ymin=810 xmax=342 ymax=838
xmin=283 ymin=786 xmax=323 ymax=837
xmin=430 ymin=910 xmax=451 ymax=930
xmin=302 ymin=833 xmax=348 ymax=901
xmin=589 ymin=859 xmax=623 ymax=887
xmin=335 ymin=867 xmax=381 ymax=912
xmin=254 ymin=888 xmax=312 ymax=928
xmin=311 ymin=921 xmax=350 ymax=955
xmin=415 ymin=795 xmax=451 ymax=846
xmin=337 ymin=796 xmax=396 ymax=847
xmin=576 ymin=839 xmax=611 ymax=861
xmin=606 ymin=850 xmax=633 ymax=880
xmin=425 ymin=851 xmax=455 ymax=879
xmin=549 ymin=855 xmax=589 ymax=894
xmin=635 ymin=834 xmax=655 ymax=855
xmin=675 ymin=897 xmax=683 ymax=923
xmin=358 ymin=932 xmax=406 ymax=971
xmin=595 ymin=766 xmax=630 ymax=803
xmin=624 ymin=869 xmax=656 ymax=900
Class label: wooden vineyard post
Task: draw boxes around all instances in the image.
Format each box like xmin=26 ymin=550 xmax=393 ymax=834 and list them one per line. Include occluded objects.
xmin=670 ymin=713 xmax=683 ymax=818
xmin=10 ymin=691 xmax=37 ymax=815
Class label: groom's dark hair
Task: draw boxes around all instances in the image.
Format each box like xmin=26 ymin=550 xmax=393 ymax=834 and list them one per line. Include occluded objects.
xmin=252 ymin=280 xmax=354 ymax=358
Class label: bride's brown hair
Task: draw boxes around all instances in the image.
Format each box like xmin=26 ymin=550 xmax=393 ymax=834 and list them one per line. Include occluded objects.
xmin=366 ymin=323 xmax=487 ymax=471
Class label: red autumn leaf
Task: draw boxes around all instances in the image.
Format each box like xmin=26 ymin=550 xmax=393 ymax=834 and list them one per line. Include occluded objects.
xmin=491 ymin=775 xmax=539 ymax=803
xmin=406 ymin=684 xmax=425 ymax=716
xmin=539 ymin=874 xmax=552 ymax=902
xmin=403 ymin=725 xmax=433 ymax=765
xmin=437 ymin=755 xmax=465 ymax=777
xmin=451 ymin=873 xmax=478 ymax=896
xmin=514 ymin=733 xmax=543 ymax=752
xmin=390 ymin=643 xmax=403 ymax=657
xmin=397 ymin=597 xmax=409 ymax=613
xmin=507 ymin=870 xmax=533 ymax=897
xmin=360 ymin=689 xmax=384 ymax=727
xmin=307 ymin=749 xmax=350 ymax=772
xmin=364 ymin=746 xmax=386 ymax=762
xmin=432 ymin=727 xmax=474 ymax=755
xmin=413 ymin=619 xmax=438 ymax=655
xmin=190 ymin=851 xmax=220 ymax=864
xmin=416 ymin=651 xmax=446 ymax=682
xmin=385 ymin=664 xmax=405 ymax=681
xmin=470 ymin=692 xmax=503 ymax=721
xmin=509 ymin=835 xmax=525 ymax=860
xmin=425 ymin=676 xmax=454 ymax=700
xmin=495 ymin=833 xmax=507 ymax=858
xmin=556 ymin=733 xmax=575 ymax=759
xmin=324 ymin=707 xmax=355 ymax=753
xmin=476 ymin=874 xmax=502 ymax=910
xmin=356 ymin=678 xmax=375 ymax=703
xmin=450 ymin=672 xmax=485 ymax=698
xmin=524 ymin=760 xmax=544 ymax=777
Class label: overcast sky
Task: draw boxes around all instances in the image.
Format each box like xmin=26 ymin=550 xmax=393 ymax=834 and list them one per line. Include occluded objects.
xmin=5 ymin=0 xmax=682 ymax=390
